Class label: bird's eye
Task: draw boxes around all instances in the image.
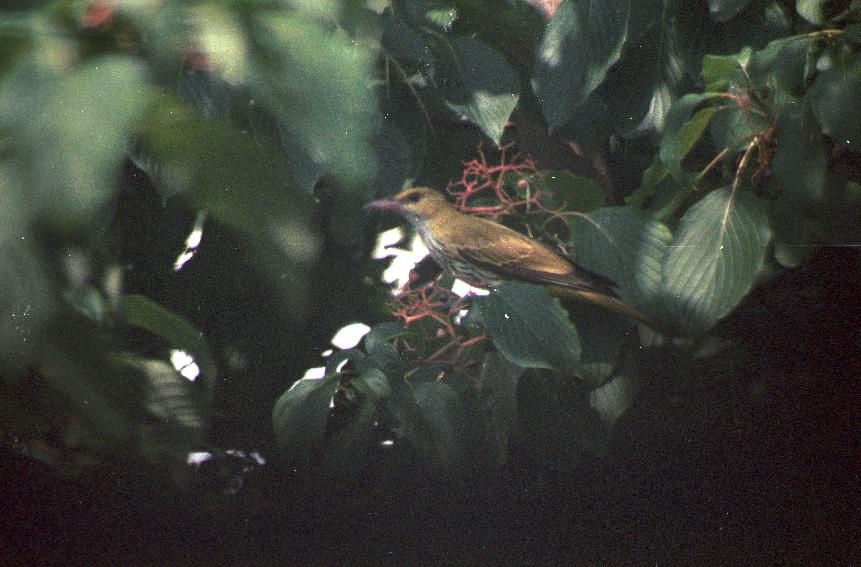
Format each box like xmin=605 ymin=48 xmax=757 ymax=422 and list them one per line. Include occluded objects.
xmin=405 ymin=192 xmax=422 ymax=203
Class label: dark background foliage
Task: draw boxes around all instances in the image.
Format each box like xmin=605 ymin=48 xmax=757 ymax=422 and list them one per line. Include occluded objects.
xmin=2 ymin=0 xmax=859 ymax=564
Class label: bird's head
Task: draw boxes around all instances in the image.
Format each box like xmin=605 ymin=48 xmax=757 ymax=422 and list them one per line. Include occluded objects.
xmin=365 ymin=187 xmax=452 ymax=226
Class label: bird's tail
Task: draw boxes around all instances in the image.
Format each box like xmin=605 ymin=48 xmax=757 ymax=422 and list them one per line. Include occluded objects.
xmin=548 ymin=286 xmax=657 ymax=328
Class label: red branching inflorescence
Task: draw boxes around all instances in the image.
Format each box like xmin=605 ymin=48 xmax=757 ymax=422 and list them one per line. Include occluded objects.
xmin=390 ymin=274 xmax=487 ymax=381
xmin=445 ymin=143 xmax=562 ymax=222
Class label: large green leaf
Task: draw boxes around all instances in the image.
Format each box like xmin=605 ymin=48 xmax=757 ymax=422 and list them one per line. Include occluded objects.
xmin=0 ymin=55 xmax=146 ymax=227
xmin=568 ymin=207 xmax=672 ymax=313
xmin=532 ymin=0 xmax=630 ymax=132
xmin=121 ymin=295 xmax=218 ymax=390
xmin=809 ymin=54 xmax=861 ymax=149
xmin=434 ymin=37 xmax=520 ymax=145
xmin=272 ymin=374 xmax=339 ymax=461
xmin=475 ymin=281 xmax=580 ymax=371
xmin=661 ymin=187 xmax=772 ymax=336
xmin=0 ymin=163 xmax=52 ymax=373
xmin=747 ymin=35 xmax=817 ymax=101
xmin=249 ymin=10 xmax=379 ymax=190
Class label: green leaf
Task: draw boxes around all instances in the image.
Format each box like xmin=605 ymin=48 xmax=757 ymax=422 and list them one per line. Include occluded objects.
xmin=121 ymin=295 xmax=218 ymax=388
xmin=364 ymin=321 xmax=408 ymax=353
xmin=0 ymin=20 xmax=32 ymax=78
xmin=475 ymin=282 xmax=580 ymax=370
xmin=0 ymin=55 xmax=147 ymax=227
xmin=434 ymin=37 xmax=520 ymax=145
xmin=796 ymin=0 xmax=827 ymax=24
xmin=538 ymin=171 xmax=605 ymax=213
xmin=661 ymin=187 xmax=772 ymax=336
xmin=272 ymin=374 xmax=339 ymax=458
xmin=352 ymin=368 xmax=391 ymax=400
xmin=532 ymin=0 xmax=630 ymax=132
xmin=709 ymin=102 xmax=771 ymax=152
xmin=0 ymin=163 xmax=52 ymax=372
xmin=249 ymin=11 xmax=379 ymax=189
xmin=708 ymin=0 xmax=754 ymax=22
xmin=747 ymin=35 xmax=817 ymax=100
xmin=589 ymin=374 xmax=641 ymax=429
xmin=809 ymin=54 xmax=861 ymax=148
xmin=701 ymin=50 xmax=750 ymax=91
xmin=843 ymin=23 xmax=861 ymax=45
xmin=425 ymin=6 xmax=457 ymax=31
xmin=569 ymin=207 xmax=673 ymax=313
xmin=659 ymin=93 xmax=722 ymax=179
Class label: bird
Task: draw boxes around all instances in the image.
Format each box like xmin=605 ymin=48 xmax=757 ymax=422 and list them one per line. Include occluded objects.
xmin=366 ymin=187 xmax=654 ymax=326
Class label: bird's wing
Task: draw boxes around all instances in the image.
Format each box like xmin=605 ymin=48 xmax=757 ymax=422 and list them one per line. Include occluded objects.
xmin=453 ymin=218 xmax=617 ymax=294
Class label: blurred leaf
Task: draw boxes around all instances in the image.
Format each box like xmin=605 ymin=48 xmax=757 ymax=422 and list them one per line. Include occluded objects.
xmin=708 ymin=0 xmax=753 ymax=22
xmin=475 ymin=282 xmax=580 ymax=370
xmin=434 ymin=37 xmax=520 ymax=145
xmin=352 ymin=368 xmax=392 ymax=400
xmin=126 ymin=357 xmax=208 ymax=450
xmin=139 ymin=96 xmax=313 ymax=239
xmin=0 ymin=55 xmax=146 ymax=227
xmin=121 ymin=295 xmax=218 ymax=389
xmin=248 ymin=11 xmax=380 ymax=191
xmin=568 ymin=207 xmax=672 ymax=313
xmin=659 ymin=93 xmax=722 ymax=179
xmin=272 ymin=374 xmax=339 ymax=462
xmin=809 ymin=53 xmax=861 ymax=148
xmin=0 ymin=19 xmax=31 ymax=78
xmin=532 ymin=0 xmax=630 ymax=132
xmin=0 ymin=163 xmax=52 ymax=373
xmin=425 ymin=5 xmax=457 ymax=30
xmin=843 ymin=23 xmax=861 ymax=45
xmin=661 ymin=187 xmax=772 ymax=336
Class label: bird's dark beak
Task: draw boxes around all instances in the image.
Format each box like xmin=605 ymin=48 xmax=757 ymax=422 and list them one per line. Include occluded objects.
xmin=364 ymin=199 xmax=404 ymax=215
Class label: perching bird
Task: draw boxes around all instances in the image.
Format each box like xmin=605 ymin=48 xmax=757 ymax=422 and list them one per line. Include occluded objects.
xmin=367 ymin=187 xmax=653 ymax=326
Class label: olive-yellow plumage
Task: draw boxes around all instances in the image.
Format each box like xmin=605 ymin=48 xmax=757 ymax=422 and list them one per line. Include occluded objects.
xmin=367 ymin=187 xmax=652 ymax=326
